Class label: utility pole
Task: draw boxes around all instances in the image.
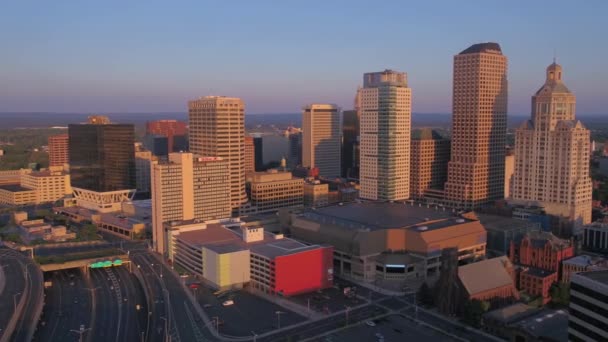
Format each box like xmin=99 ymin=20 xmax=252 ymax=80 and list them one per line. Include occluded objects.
xmin=251 ymin=331 xmax=258 ymax=342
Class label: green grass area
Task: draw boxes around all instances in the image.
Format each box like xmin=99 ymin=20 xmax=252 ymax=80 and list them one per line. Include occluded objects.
xmin=34 ymin=248 xmax=123 ymax=265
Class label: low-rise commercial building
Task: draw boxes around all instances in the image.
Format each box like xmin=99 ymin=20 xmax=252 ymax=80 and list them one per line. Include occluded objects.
xmin=484 ymin=304 xmax=568 ymax=342
xmin=0 ymin=184 xmax=37 ymax=205
xmin=303 ymin=179 xmax=328 ymax=207
xmin=569 ymin=271 xmax=608 ymax=341
xmin=457 ymin=256 xmax=519 ymax=305
xmin=509 ymin=231 xmax=574 ymax=273
xmin=168 ymin=220 xmax=333 ymax=296
xmin=246 ymin=170 xmax=303 ymax=214
xmin=478 ymin=213 xmax=541 ymax=257
xmin=290 ymin=202 xmax=486 ymax=283
xmin=581 ymin=221 xmax=608 ymax=252
xmin=92 ymin=213 xmax=146 ymax=240
xmin=18 ymin=218 xmax=76 ymax=243
xmin=518 ymin=267 xmax=557 ymax=305
xmin=562 ymin=255 xmax=608 ymax=284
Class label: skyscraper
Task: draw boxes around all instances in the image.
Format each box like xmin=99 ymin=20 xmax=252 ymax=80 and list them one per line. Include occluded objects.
xmin=288 ymin=132 xmax=302 ymax=170
xmin=511 ymin=62 xmax=592 ymax=231
xmin=48 ymin=134 xmax=69 ymax=167
xmin=188 ymin=96 xmax=247 ymax=213
xmin=445 ymin=43 xmax=508 ymax=209
xmin=151 ymin=153 xmax=231 ymax=254
xmin=68 ymin=116 xmax=135 ymax=192
xmin=358 ymin=70 xmax=411 ymax=201
xmin=244 ymin=136 xmax=255 ymax=174
xmin=145 ymin=120 xmax=188 ymax=154
xmin=302 ymin=104 xmax=341 ymax=178
xmin=410 ymin=129 xmax=450 ymax=200
xmin=342 ymin=110 xmax=359 ymax=178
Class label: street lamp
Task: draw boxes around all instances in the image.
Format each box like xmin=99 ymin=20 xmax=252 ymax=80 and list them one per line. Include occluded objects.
xmin=275 ymin=311 xmax=285 ymax=329
xmin=70 ymin=324 xmax=91 ymax=342
xmin=13 ymin=292 xmax=21 ymax=312
xmin=251 ymin=330 xmax=258 ymax=342
xmin=344 ymin=306 xmax=351 ymax=327
xmin=160 ymin=316 xmax=169 ymax=342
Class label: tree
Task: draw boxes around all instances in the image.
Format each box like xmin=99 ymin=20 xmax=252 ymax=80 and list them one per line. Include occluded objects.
xmin=77 ymin=224 xmax=99 ymax=241
xmin=550 ymin=282 xmax=570 ymax=306
xmin=463 ymin=299 xmax=490 ymax=328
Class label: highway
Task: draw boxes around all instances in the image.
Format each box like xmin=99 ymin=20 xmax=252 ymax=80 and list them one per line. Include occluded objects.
xmin=0 ymin=247 xmax=44 ymax=342
xmin=33 ymin=265 xmax=147 ymax=342
xmin=0 ymin=253 xmax=26 ymax=339
xmin=34 ymin=269 xmax=92 ymax=341
xmin=131 ymin=252 xmax=214 ymax=342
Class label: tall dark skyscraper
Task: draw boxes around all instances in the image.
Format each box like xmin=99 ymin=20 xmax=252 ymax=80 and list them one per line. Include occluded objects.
xmin=288 ymin=132 xmax=302 ymax=170
xmin=69 ymin=116 xmax=136 ymax=192
xmin=342 ymin=110 xmax=359 ymax=178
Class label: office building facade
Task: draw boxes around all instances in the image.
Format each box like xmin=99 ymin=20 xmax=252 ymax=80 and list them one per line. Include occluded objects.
xmin=511 ymin=63 xmax=592 ymax=230
xmin=188 ymin=96 xmax=247 ymax=213
xmin=445 ymin=43 xmax=508 ymax=209
xmin=410 ymin=129 xmax=450 ymax=200
xmin=151 ymin=153 xmax=231 ymax=254
xmin=342 ymin=109 xmax=359 ymax=178
xmin=68 ymin=116 xmax=136 ymax=192
xmin=246 ymin=170 xmax=303 ymax=214
xmin=244 ymin=136 xmax=255 ymax=174
xmin=145 ymin=120 xmax=188 ymax=153
xmin=359 ymin=70 xmax=411 ymax=201
xmin=48 ymin=134 xmax=69 ymax=167
xmin=568 ymin=271 xmax=608 ymax=341
xmin=302 ymin=104 xmax=341 ymax=178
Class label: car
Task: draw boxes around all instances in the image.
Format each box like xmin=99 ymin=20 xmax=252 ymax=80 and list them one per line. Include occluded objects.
xmin=366 ymin=321 xmax=376 ymax=327
xmin=188 ymin=283 xmax=200 ymax=289
xmin=375 ymin=333 xmax=384 ymax=338
xmin=203 ymin=304 xmax=213 ymax=308
xmin=74 ymin=299 xmax=79 ymax=304
xmin=222 ymin=300 xmax=234 ymax=306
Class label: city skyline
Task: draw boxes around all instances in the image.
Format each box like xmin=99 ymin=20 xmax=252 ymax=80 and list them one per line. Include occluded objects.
xmin=1 ymin=1 xmax=607 ymax=115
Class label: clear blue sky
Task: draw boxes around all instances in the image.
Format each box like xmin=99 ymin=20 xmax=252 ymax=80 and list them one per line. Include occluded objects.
xmin=0 ymin=1 xmax=606 ymax=115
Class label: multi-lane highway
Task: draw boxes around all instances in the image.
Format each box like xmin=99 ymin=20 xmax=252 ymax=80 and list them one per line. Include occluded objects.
xmin=33 ymin=265 xmax=147 ymax=342
xmin=131 ymin=252 xmax=215 ymax=342
xmin=0 ymin=247 xmax=44 ymax=342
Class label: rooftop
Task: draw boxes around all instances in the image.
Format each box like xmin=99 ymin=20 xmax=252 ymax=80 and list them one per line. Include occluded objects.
xmin=512 ymin=308 xmax=568 ymax=341
xmin=477 ymin=213 xmax=540 ymax=232
xmin=303 ymin=202 xmax=458 ymax=231
xmin=523 ymin=267 xmax=555 ymax=278
xmin=563 ymin=255 xmax=608 ymax=268
xmin=578 ymin=270 xmax=608 ymax=284
xmin=458 ymin=257 xmax=515 ymax=295
xmin=99 ymin=213 xmax=145 ymax=230
xmin=0 ymin=184 xmax=33 ymax=192
xmin=175 ymin=222 xmax=324 ymax=258
xmin=459 ymin=42 xmax=502 ymax=55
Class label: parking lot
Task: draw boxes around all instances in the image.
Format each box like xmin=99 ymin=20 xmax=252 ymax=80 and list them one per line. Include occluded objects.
xmin=191 ymin=283 xmax=306 ymax=337
xmin=289 ymin=283 xmax=365 ymax=314
xmin=312 ymin=314 xmax=460 ymax=342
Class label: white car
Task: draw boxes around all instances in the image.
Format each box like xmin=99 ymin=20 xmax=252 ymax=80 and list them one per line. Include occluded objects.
xmin=222 ymin=300 xmax=234 ymax=306
xmin=366 ymin=321 xmax=376 ymax=327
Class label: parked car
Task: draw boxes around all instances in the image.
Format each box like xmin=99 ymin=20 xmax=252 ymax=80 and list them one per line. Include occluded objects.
xmin=222 ymin=300 xmax=234 ymax=306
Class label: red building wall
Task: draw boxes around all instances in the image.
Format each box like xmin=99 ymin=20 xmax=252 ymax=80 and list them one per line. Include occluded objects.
xmin=273 ymin=246 xmax=333 ymax=296
xmin=509 ymin=236 xmax=574 ymax=273
xmin=519 ymin=270 xmax=557 ymax=305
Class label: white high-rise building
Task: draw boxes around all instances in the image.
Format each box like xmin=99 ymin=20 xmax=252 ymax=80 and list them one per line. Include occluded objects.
xmin=358 ymin=70 xmax=411 ymax=201
xmin=302 ymin=104 xmax=341 ymax=178
xmin=151 ymin=153 xmax=231 ymax=254
xmin=188 ymin=96 xmax=247 ymax=214
xmin=512 ymin=62 xmax=592 ymax=231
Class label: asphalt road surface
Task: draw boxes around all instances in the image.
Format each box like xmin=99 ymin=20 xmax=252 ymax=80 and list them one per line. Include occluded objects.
xmin=33 ymin=266 xmax=147 ymax=342
xmin=0 ymin=248 xmax=44 ymax=342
